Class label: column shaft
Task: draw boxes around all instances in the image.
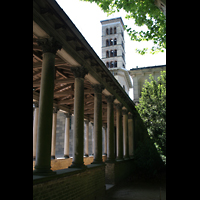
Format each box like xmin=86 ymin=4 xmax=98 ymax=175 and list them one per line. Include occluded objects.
xmin=64 ymin=113 xmax=70 ymax=158
xmin=92 ymin=84 xmax=104 ymax=164
xmin=70 ymin=66 xmax=88 ymax=168
xmin=103 ymin=126 xmax=107 ymax=155
xmin=105 ymin=96 xmax=115 ymax=162
xmin=128 ymin=114 xmax=134 ymax=158
xmin=33 ymin=102 xmax=39 ymax=160
xmin=122 ymin=109 xmax=129 ymax=159
xmin=51 ymin=108 xmax=58 ymax=159
xmin=116 ymin=103 xmax=123 ymax=161
xmin=33 ymin=38 xmax=61 ymax=176
xmin=84 ymin=120 xmax=89 ymax=157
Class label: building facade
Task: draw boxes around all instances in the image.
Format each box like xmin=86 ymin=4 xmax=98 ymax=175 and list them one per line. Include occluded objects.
xmin=100 ymin=17 xmax=133 ymax=94
xmin=129 ymin=65 xmax=166 ymax=103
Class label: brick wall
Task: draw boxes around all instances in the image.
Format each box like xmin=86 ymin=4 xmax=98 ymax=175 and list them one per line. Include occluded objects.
xmin=33 ymin=165 xmax=105 ymax=200
xmin=105 ymin=159 xmax=134 ymax=184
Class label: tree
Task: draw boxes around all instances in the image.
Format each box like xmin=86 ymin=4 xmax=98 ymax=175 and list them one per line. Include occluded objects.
xmin=136 ymin=71 xmax=166 ymax=163
xmin=80 ymin=0 xmax=166 ymax=55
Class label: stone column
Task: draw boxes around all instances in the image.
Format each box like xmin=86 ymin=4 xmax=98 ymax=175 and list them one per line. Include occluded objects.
xmin=51 ymin=107 xmax=59 ymax=159
xmin=84 ymin=120 xmax=89 ymax=157
xmin=33 ymin=37 xmax=62 ymax=176
xmin=103 ymin=125 xmax=107 ymax=156
xmin=69 ymin=66 xmax=88 ymax=168
xmin=64 ymin=112 xmax=70 ymax=158
xmin=33 ymin=102 xmax=39 ymax=160
xmin=122 ymin=109 xmax=129 ymax=159
xmin=105 ymin=95 xmax=115 ymax=163
xmin=115 ymin=103 xmax=123 ymax=161
xmin=91 ymin=122 xmax=94 ymax=155
xmin=128 ymin=113 xmax=134 ymax=158
xmin=92 ymin=84 xmax=104 ymax=164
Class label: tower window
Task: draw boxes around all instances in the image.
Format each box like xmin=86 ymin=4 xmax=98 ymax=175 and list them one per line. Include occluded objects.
xmin=114 ymin=27 xmax=116 ymax=34
xmin=106 ymin=28 xmax=109 ymax=35
xmin=114 ymin=61 xmax=117 ymax=67
xmin=106 ymin=39 xmax=109 ymax=46
xmin=106 ymin=62 xmax=109 ymax=68
xmin=106 ymin=51 xmax=109 ymax=58
xmin=114 ymin=38 xmax=117 ymax=45
xmin=110 ymin=61 xmax=114 ymax=68
xmin=110 ymin=39 xmax=113 ymax=46
xmin=114 ymin=50 xmax=117 ymax=56
xmin=110 ymin=27 xmax=112 ymax=34
xmin=110 ymin=50 xmax=114 ymax=57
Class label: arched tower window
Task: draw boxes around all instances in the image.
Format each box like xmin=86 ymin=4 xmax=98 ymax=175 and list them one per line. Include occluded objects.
xmin=110 ymin=27 xmax=112 ymax=34
xmin=106 ymin=39 xmax=109 ymax=46
xmin=114 ymin=27 xmax=116 ymax=34
xmin=114 ymin=61 xmax=117 ymax=67
xmin=106 ymin=62 xmax=109 ymax=68
xmin=106 ymin=51 xmax=109 ymax=58
xmin=106 ymin=28 xmax=109 ymax=35
xmin=110 ymin=50 xmax=114 ymax=57
xmin=110 ymin=61 xmax=114 ymax=68
xmin=114 ymin=38 xmax=117 ymax=45
xmin=114 ymin=50 xmax=117 ymax=56
xmin=110 ymin=39 xmax=113 ymax=46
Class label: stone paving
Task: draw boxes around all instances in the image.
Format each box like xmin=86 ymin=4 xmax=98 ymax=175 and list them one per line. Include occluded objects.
xmin=105 ymin=174 xmax=166 ymax=200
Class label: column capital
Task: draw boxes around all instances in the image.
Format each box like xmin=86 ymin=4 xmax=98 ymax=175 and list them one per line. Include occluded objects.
xmin=64 ymin=112 xmax=70 ymax=118
xmin=105 ymin=95 xmax=115 ymax=103
xmin=71 ymin=66 xmax=88 ymax=78
xmin=115 ymin=103 xmax=123 ymax=110
xmin=37 ymin=37 xmax=62 ymax=54
xmin=92 ymin=84 xmax=105 ymax=93
xmin=122 ymin=109 xmax=128 ymax=115
xmin=128 ymin=113 xmax=133 ymax=119
xmin=33 ymin=101 xmax=39 ymax=108
xmin=53 ymin=107 xmax=59 ymax=113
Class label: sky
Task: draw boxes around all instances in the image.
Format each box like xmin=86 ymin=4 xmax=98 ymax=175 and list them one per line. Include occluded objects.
xmin=55 ymin=0 xmax=166 ymax=99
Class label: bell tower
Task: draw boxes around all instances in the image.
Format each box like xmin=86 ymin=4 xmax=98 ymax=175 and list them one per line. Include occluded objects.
xmin=100 ymin=17 xmax=132 ymax=94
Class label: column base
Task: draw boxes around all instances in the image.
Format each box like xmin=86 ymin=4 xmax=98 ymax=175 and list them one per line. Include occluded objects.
xmin=91 ymin=159 xmax=103 ymax=164
xmin=51 ymin=155 xmax=56 ymax=160
xmin=105 ymin=159 xmax=116 ymax=163
xmin=64 ymin=155 xmax=69 ymax=159
xmin=123 ymin=157 xmax=130 ymax=160
xmin=103 ymin=153 xmax=107 ymax=156
xmin=69 ymin=162 xmax=87 ymax=169
xmin=116 ymin=158 xmax=124 ymax=162
xmin=33 ymin=168 xmax=56 ymax=176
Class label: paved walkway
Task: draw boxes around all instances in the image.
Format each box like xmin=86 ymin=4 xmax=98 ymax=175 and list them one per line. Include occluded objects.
xmin=105 ymin=174 xmax=166 ymax=200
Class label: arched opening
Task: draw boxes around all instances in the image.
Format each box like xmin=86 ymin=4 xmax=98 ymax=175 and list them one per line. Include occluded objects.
xmin=106 ymin=28 xmax=109 ymax=35
xmin=106 ymin=39 xmax=109 ymax=46
xmin=114 ymin=50 xmax=117 ymax=56
xmin=114 ymin=27 xmax=116 ymax=34
xmin=114 ymin=38 xmax=117 ymax=45
xmin=110 ymin=38 xmax=113 ymax=46
xmin=110 ymin=50 xmax=114 ymax=57
xmin=110 ymin=27 xmax=112 ymax=34
xmin=106 ymin=51 xmax=109 ymax=58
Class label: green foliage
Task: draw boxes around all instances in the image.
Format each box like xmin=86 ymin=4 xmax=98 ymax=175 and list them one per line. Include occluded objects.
xmin=80 ymin=0 xmax=166 ymax=55
xmin=136 ymin=71 xmax=166 ymax=163
xmin=133 ymin=139 xmax=165 ymax=179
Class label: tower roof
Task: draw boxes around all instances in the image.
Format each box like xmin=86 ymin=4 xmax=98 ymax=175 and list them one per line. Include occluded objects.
xmin=100 ymin=17 xmax=125 ymax=30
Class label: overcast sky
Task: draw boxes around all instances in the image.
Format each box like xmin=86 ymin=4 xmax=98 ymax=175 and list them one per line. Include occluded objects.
xmin=56 ymin=0 xmax=166 ymax=70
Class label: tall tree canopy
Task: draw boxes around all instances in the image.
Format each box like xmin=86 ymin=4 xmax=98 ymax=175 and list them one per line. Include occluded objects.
xmin=81 ymin=0 xmax=166 ymax=55
xmin=136 ymin=71 xmax=166 ymax=163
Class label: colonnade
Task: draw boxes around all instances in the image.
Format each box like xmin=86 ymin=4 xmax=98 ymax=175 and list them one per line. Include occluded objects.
xmin=33 ymin=37 xmax=134 ymax=176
